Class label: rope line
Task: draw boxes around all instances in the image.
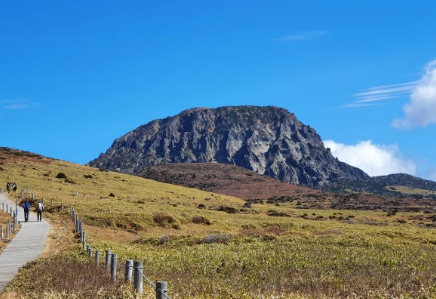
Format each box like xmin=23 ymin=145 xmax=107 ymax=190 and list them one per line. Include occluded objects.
xmin=141 ymin=271 xmax=172 ymax=299
xmin=71 ymin=206 xmax=173 ymax=298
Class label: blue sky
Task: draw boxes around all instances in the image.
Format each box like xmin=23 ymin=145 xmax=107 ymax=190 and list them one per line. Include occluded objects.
xmin=1 ymin=1 xmax=436 ymax=181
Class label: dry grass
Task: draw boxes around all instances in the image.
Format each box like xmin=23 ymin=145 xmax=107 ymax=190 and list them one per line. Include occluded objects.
xmin=388 ymin=185 xmax=436 ymax=195
xmin=0 ymin=210 xmax=20 ymax=255
xmin=42 ymin=217 xmax=77 ymax=257
xmin=2 ymin=148 xmax=436 ymax=298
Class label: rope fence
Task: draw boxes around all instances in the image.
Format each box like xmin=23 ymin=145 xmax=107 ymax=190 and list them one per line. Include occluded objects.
xmin=3 ymin=188 xmax=172 ymax=298
xmin=71 ymin=206 xmax=172 ymax=298
xmin=1 ymin=201 xmax=19 ymax=241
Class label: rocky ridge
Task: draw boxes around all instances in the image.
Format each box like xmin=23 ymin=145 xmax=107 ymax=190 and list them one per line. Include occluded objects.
xmin=89 ymin=106 xmax=369 ymax=187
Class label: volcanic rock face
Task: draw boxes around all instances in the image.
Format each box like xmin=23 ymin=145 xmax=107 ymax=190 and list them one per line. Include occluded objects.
xmin=89 ymin=106 xmax=368 ymax=187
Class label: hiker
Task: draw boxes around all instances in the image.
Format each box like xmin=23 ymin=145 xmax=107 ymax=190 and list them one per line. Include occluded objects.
xmin=22 ymin=199 xmax=32 ymax=222
xmin=36 ymin=201 xmax=44 ymax=222
xmin=12 ymin=182 xmax=17 ymax=192
xmin=6 ymin=182 xmax=10 ymax=193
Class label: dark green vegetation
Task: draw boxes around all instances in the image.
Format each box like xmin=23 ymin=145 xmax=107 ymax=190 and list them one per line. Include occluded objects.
xmin=322 ymin=173 xmax=436 ymax=199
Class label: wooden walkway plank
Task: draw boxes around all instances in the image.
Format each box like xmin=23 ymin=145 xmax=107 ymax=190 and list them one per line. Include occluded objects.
xmin=0 ymin=193 xmax=50 ymax=293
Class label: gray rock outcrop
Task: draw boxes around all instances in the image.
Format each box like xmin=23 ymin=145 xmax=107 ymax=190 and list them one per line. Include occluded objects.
xmin=89 ymin=106 xmax=369 ymax=187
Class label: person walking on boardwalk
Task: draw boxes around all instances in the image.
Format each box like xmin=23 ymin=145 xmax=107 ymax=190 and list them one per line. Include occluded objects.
xmin=22 ymin=199 xmax=31 ymax=222
xmin=35 ymin=201 xmax=44 ymax=222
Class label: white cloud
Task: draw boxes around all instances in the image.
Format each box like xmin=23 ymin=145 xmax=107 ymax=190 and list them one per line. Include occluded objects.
xmin=323 ymin=140 xmax=417 ymax=177
xmin=392 ymin=60 xmax=436 ymax=129
xmin=276 ymin=30 xmax=327 ymax=42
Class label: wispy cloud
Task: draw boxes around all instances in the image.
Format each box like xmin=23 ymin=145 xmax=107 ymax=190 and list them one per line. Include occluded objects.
xmin=392 ymin=60 xmax=436 ymax=129
xmin=276 ymin=30 xmax=327 ymax=42
xmin=344 ymin=59 xmax=436 ymax=130
xmin=6 ymin=104 xmax=29 ymax=109
xmin=1 ymin=99 xmax=31 ymax=110
xmin=339 ymin=102 xmax=384 ymax=108
xmin=350 ymin=81 xmax=419 ymax=107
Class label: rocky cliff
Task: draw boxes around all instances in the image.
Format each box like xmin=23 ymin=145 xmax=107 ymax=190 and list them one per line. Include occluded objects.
xmin=89 ymin=106 xmax=369 ymax=187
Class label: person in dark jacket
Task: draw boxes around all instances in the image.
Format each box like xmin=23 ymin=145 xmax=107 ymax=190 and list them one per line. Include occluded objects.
xmin=22 ymin=199 xmax=31 ymax=222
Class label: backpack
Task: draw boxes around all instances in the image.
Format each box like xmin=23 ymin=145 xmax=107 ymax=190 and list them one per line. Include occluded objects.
xmin=37 ymin=202 xmax=44 ymax=212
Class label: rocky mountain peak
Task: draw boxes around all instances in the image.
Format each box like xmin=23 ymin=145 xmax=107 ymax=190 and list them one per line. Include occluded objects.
xmin=89 ymin=105 xmax=369 ymax=187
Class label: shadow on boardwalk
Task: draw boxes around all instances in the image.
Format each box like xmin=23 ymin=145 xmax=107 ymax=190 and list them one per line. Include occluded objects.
xmin=0 ymin=193 xmax=50 ymax=294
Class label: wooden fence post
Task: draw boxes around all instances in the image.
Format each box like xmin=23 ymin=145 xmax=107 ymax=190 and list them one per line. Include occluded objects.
xmin=111 ymin=254 xmax=117 ymax=282
xmin=75 ymin=216 xmax=79 ymax=232
xmin=105 ymin=250 xmax=112 ymax=271
xmin=79 ymin=221 xmax=83 ymax=238
xmin=125 ymin=260 xmax=133 ymax=283
xmin=95 ymin=250 xmax=101 ymax=265
xmin=14 ymin=213 xmax=18 ymax=231
xmin=6 ymin=221 xmax=10 ymax=239
xmin=82 ymin=231 xmax=86 ymax=250
xmin=156 ymin=281 xmax=169 ymax=299
xmin=64 ymin=205 xmax=169 ymax=298
xmin=133 ymin=260 xmax=143 ymax=294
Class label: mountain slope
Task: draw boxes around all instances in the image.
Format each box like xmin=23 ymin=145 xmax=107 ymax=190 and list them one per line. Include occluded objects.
xmin=89 ymin=106 xmax=369 ymax=187
xmin=137 ymin=162 xmax=321 ymax=200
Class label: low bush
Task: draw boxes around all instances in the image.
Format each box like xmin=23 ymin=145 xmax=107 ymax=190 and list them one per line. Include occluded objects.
xmin=153 ymin=212 xmax=179 ymax=229
xmin=56 ymin=172 xmax=67 ymax=179
xmin=192 ymin=215 xmax=211 ymax=225
xmin=201 ymin=233 xmax=232 ymax=244
xmin=217 ymin=205 xmax=238 ymax=214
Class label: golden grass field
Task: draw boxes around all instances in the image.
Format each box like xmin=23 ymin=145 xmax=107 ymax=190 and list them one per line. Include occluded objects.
xmin=1 ymin=147 xmax=436 ymax=298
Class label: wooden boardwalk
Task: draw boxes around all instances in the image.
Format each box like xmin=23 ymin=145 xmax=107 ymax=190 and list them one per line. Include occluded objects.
xmin=0 ymin=192 xmax=50 ymax=293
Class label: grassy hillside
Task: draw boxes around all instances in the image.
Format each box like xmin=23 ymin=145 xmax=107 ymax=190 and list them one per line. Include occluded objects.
xmin=1 ymin=147 xmax=436 ymax=298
